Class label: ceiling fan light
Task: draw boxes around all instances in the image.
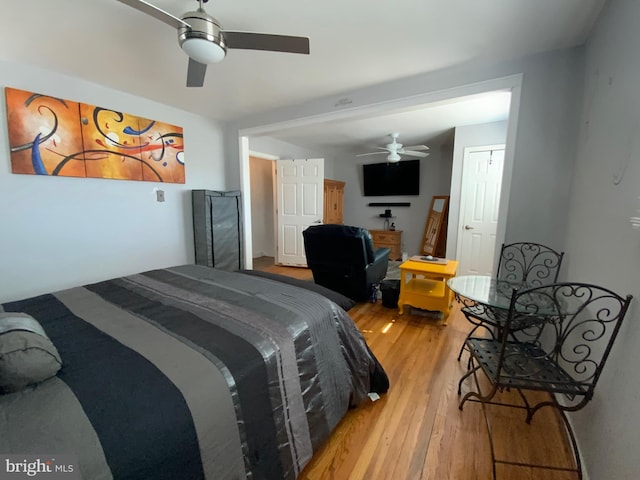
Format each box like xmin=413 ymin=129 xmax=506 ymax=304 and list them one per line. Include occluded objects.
xmin=182 ymin=37 xmax=226 ymax=64
xmin=387 ymin=152 xmax=401 ymax=162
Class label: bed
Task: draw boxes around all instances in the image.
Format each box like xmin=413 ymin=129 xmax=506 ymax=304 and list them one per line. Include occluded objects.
xmin=0 ymin=265 xmax=388 ymax=480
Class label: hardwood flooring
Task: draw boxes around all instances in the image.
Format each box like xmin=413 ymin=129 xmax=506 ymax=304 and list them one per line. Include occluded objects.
xmin=254 ymin=258 xmax=578 ymax=480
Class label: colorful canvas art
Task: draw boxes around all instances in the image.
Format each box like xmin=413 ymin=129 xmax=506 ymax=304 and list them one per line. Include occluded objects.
xmin=5 ymin=87 xmax=185 ymax=183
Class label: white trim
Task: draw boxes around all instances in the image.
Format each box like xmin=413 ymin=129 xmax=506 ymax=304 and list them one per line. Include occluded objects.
xmin=271 ymin=160 xmax=278 ymax=263
xmin=494 ymin=82 xmax=521 ymax=260
xmin=239 ymin=136 xmax=253 ymax=269
xmin=248 ymin=150 xmax=280 ymax=161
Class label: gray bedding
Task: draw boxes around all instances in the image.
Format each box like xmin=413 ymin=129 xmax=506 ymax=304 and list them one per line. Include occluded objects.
xmin=0 ymin=265 xmax=388 ymax=479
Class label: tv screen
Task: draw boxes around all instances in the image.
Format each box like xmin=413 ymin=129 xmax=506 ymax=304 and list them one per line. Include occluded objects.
xmin=363 ymin=159 xmax=420 ymax=196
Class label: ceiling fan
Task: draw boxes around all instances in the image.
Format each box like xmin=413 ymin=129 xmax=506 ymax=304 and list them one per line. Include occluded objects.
xmin=356 ymin=133 xmax=430 ymax=163
xmin=116 ymin=0 xmax=310 ymax=87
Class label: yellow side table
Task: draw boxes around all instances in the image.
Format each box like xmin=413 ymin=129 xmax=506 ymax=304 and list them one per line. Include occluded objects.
xmin=397 ymin=258 xmax=459 ymax=323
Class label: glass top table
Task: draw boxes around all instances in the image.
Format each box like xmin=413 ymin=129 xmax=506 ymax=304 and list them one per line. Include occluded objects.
xmin=447 ymin=275 xmax=523 ymax=310
xmin=448 ymin=275 xmax=567 ymax=315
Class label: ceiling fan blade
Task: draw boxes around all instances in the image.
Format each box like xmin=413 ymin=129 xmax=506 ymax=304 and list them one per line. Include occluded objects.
xmin=223 ymin=31 xmax=310 ymax=54
xmin=402 ymin=150 xmax=430 ymax=157
xmin=402 ymin=145 xmax=430 ymax=150
xmin=116 ymin=0 xmax=189 ymax=29
xmin=356 ymin=152 xmax=387 ymax=157
xmin=186 ymin=58 xmax=207 ymax=87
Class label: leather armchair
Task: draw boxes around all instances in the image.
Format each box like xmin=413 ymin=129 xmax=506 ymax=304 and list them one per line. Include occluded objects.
xmin=303 ymin=224 xmax=390 ymax=301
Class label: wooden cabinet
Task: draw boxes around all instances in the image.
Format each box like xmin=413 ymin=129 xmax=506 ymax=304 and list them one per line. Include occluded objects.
xmin=323 ymin=179 xmax=345 ymax=224
xmin=369 ymin=229 xmax=403 ymax=261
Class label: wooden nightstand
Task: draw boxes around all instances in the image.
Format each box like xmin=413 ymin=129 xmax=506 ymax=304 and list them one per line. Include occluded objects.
xmin=369 ymin=229 xmax=402 ymax=260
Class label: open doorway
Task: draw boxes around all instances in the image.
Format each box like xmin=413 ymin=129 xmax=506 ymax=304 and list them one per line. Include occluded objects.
xmin=247 ymin=150 xmax=325 ymax=268
xmin=248 ymin=154 xmax=277 ymax=265
xmin=239 ymin=75 xmax=522 ymax=271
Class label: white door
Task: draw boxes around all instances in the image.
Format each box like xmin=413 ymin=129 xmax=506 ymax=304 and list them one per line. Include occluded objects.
xmin=276 ymin=158 xmax=324 ymax=266
xmin=457 ymin=146 xmax=505 ymax=276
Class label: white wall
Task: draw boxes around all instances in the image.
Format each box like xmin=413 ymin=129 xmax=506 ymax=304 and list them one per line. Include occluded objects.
xmin=0 ymin=61 xmax=225 ymax=302
xmin=563 ymin=0 xmax=640 ymax=478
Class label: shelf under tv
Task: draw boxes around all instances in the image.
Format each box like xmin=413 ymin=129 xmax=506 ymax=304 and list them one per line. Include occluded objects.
xmin=368 ymin=202 xmax=411 ymax=207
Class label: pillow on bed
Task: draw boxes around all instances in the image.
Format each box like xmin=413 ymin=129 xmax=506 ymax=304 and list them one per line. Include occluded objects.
xmin=0 ymin=312 xmax=62 ymax=393
xmin=239 ymin=270 xmax=357 ymax=311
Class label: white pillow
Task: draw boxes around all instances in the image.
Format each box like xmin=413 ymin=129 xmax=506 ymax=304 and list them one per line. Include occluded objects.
xmin=0 ymin=312 xmax=62 ymax=393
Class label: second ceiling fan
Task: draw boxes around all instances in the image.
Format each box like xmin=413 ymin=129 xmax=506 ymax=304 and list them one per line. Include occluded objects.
xmin=117 ymin=0 xmax=310 ymax=87
xmin=357 ymin=133 xmax=429 ymax=163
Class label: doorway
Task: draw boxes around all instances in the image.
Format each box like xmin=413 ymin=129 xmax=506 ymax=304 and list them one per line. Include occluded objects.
xmin=274 ymin=158 xmax=324 ymax=266
xmin=248 ymin=154 xmax=324 ymax=267
xmin=456 ymin=145 xmax=506 ymax=275
xmin=249 ymin=154 xmax=277 ymax=262
xmin=239 ymin=75 xmax=522 ymax=270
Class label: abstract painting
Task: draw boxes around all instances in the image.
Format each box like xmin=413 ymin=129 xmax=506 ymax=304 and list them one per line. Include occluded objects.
xmin=5 ymin=87 xmax=185 ymax=183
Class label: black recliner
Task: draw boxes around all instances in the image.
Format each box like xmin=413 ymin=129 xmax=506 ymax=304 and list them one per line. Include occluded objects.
xmin=302 ymin=224 xmax=390 ymax=301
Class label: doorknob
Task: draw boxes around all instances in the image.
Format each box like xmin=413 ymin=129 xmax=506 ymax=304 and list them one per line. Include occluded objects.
xmin=464 ymin=225 xmax=474 ymax=230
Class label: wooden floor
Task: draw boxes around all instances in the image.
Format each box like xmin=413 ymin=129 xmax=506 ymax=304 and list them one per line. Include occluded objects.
xmin=254 ymin=258 xmax=579 ymax=480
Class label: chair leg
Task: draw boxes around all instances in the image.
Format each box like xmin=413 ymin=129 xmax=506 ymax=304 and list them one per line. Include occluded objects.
xmin=457 ymin=362 xmax=480 ymax=395
xmin=478 ymin=394 xmax=583 ymax=480
xmin=515 ymin=399 xmax=585 ymax=480
xmin=458 ymin=356 xmax=500 ymax=408
xmin=456 ymin=325 xmax=479 ymax=361
xmin=456 ymin=340 xmax=468 ymax=362
xmin=525 ymin=394 xmax=589 ymax=425
xmin=556 ymin=408 xmax=584 ymax=480
xmin=456 ymin=323 xmax=485 ymax=361
xmin=515 ymin=388 xmax=532 ymax=420
xmin=459 ymin=381 xmax=500 ymax=411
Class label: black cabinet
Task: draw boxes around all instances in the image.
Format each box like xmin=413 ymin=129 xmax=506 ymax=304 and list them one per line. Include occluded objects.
xmin=192 ymin=190 xmax=243 ymax=271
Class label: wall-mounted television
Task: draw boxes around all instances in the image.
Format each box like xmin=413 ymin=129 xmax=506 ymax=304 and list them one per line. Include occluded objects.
xmin=363 ymin=159 xmax=420 ymax=196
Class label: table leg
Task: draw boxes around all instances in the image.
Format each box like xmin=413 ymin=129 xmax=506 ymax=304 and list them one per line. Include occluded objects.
xmin=440 ymin=279 xmax=454 ymax=325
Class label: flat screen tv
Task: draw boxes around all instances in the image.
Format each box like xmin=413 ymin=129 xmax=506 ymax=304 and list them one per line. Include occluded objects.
xmin=363 ymin=159 xmax=420 ymax=196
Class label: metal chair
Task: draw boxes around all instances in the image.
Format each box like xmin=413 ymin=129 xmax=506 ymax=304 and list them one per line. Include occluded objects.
xmin=458 ymin=282 xmax=632 ymax=479
xmin=457 ymin=242 xmax=565 ymax=360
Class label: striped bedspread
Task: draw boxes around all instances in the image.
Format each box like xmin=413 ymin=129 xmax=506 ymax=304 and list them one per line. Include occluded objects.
xmin=0 ymin=265 xmax=387 ymax=480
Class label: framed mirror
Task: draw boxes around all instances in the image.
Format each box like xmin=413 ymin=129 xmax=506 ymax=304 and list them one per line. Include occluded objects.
xmin=421 ymin=195 xmax=449 ymax=257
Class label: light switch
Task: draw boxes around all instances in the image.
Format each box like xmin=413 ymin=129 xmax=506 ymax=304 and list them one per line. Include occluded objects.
xmin=156 ymin=189 xmax=165 ymax=202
